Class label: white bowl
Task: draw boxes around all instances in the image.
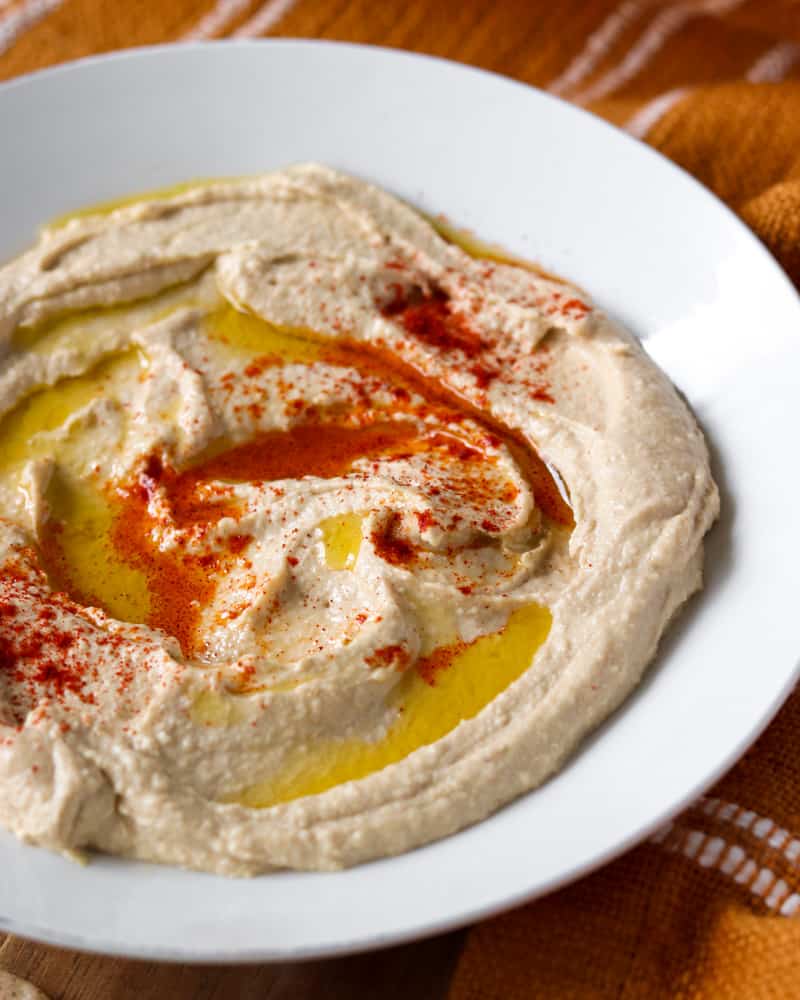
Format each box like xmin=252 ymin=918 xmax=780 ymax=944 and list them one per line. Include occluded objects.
xmin=1 ymin=40 xmax=799 ymax=962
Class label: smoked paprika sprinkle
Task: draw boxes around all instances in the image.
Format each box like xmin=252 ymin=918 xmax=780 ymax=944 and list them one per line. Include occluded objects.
xmin=1 ymin=181 xmax=573 ymax=747
xmin=0 ymin=165 xmax=720 ymax=879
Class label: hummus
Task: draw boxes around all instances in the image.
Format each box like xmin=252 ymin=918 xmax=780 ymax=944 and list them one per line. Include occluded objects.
xmin=0 ymin=165 xmax=719 ymax=874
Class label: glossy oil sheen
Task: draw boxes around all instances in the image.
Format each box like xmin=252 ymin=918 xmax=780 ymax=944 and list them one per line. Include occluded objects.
xmin=318 ymin=513 xmax=364 ymax=571
xmin=233 ymin=603 xmax=552 ymax=808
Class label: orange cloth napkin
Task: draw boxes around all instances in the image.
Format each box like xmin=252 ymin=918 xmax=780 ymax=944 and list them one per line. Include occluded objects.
xmin=1 ymin=2 xmax=799 ymax=997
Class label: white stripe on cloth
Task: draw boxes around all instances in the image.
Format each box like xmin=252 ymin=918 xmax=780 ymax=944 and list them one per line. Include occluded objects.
xmin=546 ymin=1 xmax=646 ymax=97
xmin=0 ymin=0 xmax=62 ymax=56
xmin=780 ymin=893 xmax=800 ymax=916
xmin=572 ymin=0 xmax=746 ymax=106
xmin=703 ymin=797 xmax=800 ymax=871
xmin=623 ymin=85 xmax=689 ymax=138
xmin=232 ymin=0 xmax=298 ymax=38
xmin=182 ymin=0 xmax=254 ymax=40
xmin=656 ymin=825 xmax=800 ymax=914
xmin=651 ymin=796 xmax=800 ymax=913
xmin=746 ymin=41 xmax=800 ymax=83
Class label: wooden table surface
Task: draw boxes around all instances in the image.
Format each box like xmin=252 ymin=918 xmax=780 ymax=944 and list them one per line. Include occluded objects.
xmin=0 ymin=927 xmax=466 ymax=998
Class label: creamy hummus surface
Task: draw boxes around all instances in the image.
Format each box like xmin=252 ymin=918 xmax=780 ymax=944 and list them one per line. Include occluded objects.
xmin=0 ymin=165 xmax=718 ymax=874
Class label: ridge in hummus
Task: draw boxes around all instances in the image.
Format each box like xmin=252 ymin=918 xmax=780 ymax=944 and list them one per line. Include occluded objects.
xmin=0 ymin=165 xmax=719 ymax=875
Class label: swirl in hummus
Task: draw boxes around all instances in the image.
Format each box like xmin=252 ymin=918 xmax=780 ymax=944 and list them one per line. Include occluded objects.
xmin=0 ymin=165 xmax=719 ymax=874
